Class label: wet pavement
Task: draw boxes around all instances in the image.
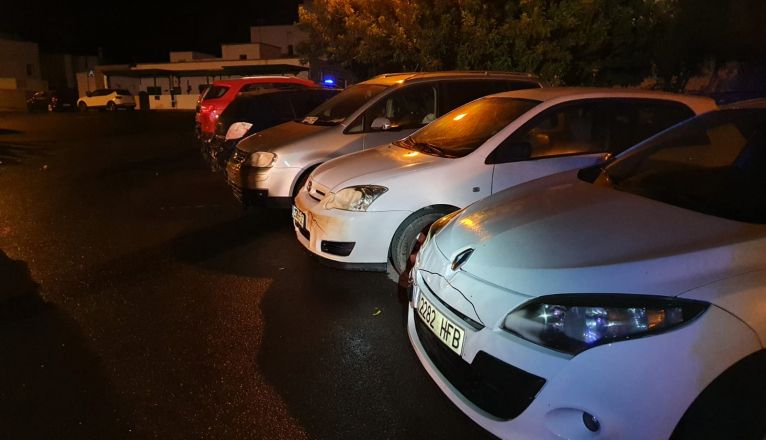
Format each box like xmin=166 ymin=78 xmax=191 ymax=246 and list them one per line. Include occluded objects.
xmin=0 ymin=111 xmax=493 ymax=440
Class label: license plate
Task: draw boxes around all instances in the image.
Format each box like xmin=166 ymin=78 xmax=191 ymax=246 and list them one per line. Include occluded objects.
xmin=292 ymin=205 xmax=306 ymax=229
xmin=417 ymin=295 xmax=464 ymax=355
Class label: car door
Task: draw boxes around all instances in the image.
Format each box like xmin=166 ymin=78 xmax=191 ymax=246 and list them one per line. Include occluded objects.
xmin=487 ymin=100 xmax=612 ymax=193
xmin=352 ymin=83 xmax=439 ymax=149
xmin=93 ymin=89 xmax=109 ymax=107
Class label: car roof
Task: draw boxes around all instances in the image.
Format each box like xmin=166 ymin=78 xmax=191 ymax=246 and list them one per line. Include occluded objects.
xmin=493 ymin=87 xmax=718 ymax=114
xmin=358 ymin=71 xmax=543 ymax=87
xmin=236 ymin=87 xmax=336 ymax=100
xmin=720 ymin=97 xmax=766 ymax=109
xmin=211 ymin=76 xmax=314 ymax=87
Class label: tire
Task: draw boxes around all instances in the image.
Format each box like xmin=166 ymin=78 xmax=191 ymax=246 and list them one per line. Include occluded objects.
xmin=390 ymin=207 xmax=456 ymax=274
xmin=106 ymin=101 xmax=116 ymax=111
xmin=78 ymin=102 xmax=87 ymax=112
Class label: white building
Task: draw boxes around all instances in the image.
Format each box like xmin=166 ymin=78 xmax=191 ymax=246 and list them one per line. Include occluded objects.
xmin=90 ymin=25 xmax=311 ymax=110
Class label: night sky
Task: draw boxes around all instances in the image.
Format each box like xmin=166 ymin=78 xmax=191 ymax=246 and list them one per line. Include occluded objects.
xmin=0 ymin=0 xmax=302 ymax=63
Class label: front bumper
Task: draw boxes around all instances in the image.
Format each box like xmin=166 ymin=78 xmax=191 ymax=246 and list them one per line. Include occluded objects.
xmin=407 ymin=254 xmax=761 ymax=439
xmin=201 ymin=136 xmax=237 ymax=171
xmin=292 ymin=188 xmax=411 ymax=265
xmin=225 ymin=153 xmax=300 ymax=199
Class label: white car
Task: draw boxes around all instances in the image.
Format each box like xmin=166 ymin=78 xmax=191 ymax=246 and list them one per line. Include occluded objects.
xmin=293 ymin=88 xmax=716 ymax=272
xmin=408 ymin=103 xmax=766 ymax=439
xmin=77 ymin=88 xmax=135 ymax=111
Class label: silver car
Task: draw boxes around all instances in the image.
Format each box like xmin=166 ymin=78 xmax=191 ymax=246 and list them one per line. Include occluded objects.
xmin=225 ymin=71 xmax=544 ymax=207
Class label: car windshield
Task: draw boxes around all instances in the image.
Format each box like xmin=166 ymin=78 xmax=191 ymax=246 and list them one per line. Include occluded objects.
xmin=303 ymin=84 xmax=386 ymax=126
xmin=594 ymin=108 xmax=766 ymax=224
xmin=396 ymin=97 xmax=540 ymax=158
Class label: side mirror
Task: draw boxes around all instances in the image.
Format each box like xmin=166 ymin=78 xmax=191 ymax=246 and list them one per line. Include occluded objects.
xmin=86 ymin=91 xmax=92 ymax=97
xmin=487 ymin=140 xmax=532 ymax=164
xmin=370 ymin=117 xmax=393 ymax=131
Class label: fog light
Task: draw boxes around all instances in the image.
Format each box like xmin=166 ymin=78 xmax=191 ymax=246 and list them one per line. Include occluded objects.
xmin=582 ymin=412 xmax=600 ymax=432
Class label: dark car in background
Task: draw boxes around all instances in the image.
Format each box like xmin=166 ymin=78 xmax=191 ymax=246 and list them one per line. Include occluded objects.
xmin=203 ymin=87 xmax=340 ymax=171
xmin=26 ymin=89 xmax=78 ymax=112
xmin=195 ymin=76 xmax=318 ymax=142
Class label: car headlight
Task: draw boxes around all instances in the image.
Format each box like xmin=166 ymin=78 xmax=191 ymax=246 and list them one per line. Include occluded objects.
xmin=247 ymin=151 xmax=276 ymax=168
xmin=503 ymin=294 xmax=709 ymax=355
xmin=324 ymin=185 xmax=388 ymax=211
xmin=225 ymin=122 xmax=253 ymax=140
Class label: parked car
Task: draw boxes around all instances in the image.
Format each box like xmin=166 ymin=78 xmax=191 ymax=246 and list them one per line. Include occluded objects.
xmin=26 ymin=89 xmax=78 ymax=112
xmin=227 ymin=71 xmax=545 ymax=207
xmin=195 ymin=76 xmax=317 ymax=141
xmin=202 ymin=87 xmax=340 ymax=171
xmin=77 ymin=89 xmax=135 ymax=111
xmin=294 ymin=88 xmax=716 ymax=273
xmin=407 ymin=102 xmax=766 ymax=440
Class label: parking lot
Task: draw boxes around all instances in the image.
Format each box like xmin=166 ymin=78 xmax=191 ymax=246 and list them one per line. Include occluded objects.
xmin=0 ymin=111 xmax=493 ymax=440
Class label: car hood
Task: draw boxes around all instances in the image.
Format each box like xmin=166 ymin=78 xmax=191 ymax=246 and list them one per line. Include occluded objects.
xmin=312 ymin=144 xmax=444 ymax=190
xmin=434 ymin=170 xmax=766 ymax=298
xmin=235 ymin=121 xmax=330 ymax=153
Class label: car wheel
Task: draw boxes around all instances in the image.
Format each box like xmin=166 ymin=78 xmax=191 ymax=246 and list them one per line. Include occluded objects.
xmin=390 ymin=207 xmax=456 ymax=275
xmin=78 ymin=102 xmax=87 ymax=112
xmin=106 ymin=101 xmax=116 ymax=111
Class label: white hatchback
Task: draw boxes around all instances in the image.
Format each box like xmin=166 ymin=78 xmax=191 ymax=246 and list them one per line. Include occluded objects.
xmin=293 ymin=88 xmax=716 ymax=272
xmin=77 ymin=88 xmax=135 ymax=111
xmin=408 ymin=104 xmax=766 ymax=439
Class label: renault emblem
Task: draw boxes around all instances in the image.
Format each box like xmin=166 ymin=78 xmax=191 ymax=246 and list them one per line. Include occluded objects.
xmin=451 ymin=248 xmax=474 ymax=271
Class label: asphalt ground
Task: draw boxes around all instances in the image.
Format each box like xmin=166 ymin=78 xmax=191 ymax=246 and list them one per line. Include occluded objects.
xmin=0 ymin=111 xmax=493 ymax=440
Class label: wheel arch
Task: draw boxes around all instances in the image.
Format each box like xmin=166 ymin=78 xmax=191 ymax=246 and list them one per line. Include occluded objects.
xmin=387 ymin=203 xmax=460 ymax=261
xmin=671 ymin=348 xmax=766 ymax=439
xmin=291 ymin=163 xmax=322 ymax=197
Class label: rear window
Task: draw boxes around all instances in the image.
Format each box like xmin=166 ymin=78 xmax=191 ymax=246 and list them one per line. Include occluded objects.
xmin=202 ymin=85 xmax=229 ymax=100
xmin=115 ymin=89 xmax=131 ymax=96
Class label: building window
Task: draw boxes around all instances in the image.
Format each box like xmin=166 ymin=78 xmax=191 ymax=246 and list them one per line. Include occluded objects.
xmin=26 ymin=64 xmax=33 ymax=76
xmin=287 ymin=45 xmax=294 ymax=56
xmin=239 ymin=54 xmax=247 ymax=60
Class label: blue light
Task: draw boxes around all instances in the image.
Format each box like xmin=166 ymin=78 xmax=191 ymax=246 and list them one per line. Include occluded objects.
xmin=323 ymin=78 xmax=335 ymax=85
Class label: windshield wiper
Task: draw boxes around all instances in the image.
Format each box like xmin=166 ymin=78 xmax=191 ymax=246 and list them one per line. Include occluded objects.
xmin=411 ymin=141 xmax=446 ymax=157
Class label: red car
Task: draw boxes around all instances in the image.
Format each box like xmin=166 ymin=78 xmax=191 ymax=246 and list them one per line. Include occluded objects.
xmin=195 ymin=76 xmax=317 ymax=140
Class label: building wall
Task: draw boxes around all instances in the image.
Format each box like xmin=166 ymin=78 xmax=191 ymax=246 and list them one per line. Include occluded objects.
xmin=249 ymin=25 xmax=307 ymax=57
xmin=0 ymin=37 xmax=48 ymax=110
xmin=0 ymin=38 xmax=42 ymax=89
xmin=220 ymin=43 xmax=281 ymax=61
xmin=169 ymin=51 xmax=216 ymax=62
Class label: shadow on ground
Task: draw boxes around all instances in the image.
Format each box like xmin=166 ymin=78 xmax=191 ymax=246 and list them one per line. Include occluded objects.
xmin=0 ymin=250 xmax=130 ymax=440
xmin=0 ymin=142 xmax=50 ymax=166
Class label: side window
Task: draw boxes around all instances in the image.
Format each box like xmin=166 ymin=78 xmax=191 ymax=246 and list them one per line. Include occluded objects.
xmin=362 ymin=84 xmax=437 ymax=131
xmin=501 ymin=102 xmax=609 ymax=161
xmin=607 ymin=101 xmax=695 ymax=154
xmin=441 ymin=81 xmax=536 ymax=114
